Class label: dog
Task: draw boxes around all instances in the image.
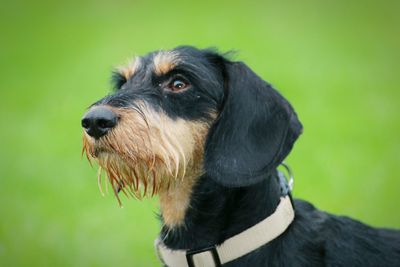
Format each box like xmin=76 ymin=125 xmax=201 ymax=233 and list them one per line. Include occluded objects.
xmin=81 ymin=46 xmax=400 ymax=266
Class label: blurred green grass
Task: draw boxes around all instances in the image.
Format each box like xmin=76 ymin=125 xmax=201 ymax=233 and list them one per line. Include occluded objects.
xmin=0 ymin=0 xmax=399 ymax=266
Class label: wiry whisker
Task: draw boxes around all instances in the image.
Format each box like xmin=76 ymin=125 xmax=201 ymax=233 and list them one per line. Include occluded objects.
xmin=132 ymin=168 xmax=140 ymax=191
xmin=151 ymin=169 xmax=157 ymax=197
xmin=167 ymin=131 xmax=187 ymax=180
xmin=97 ymin=166 xmax=105 ymax=196
xmin=139 ymin=118 xmax=157 ymax=173
xmin=82 ymin=135 xmax=93 ymax=167
xmin=158 ymin=129 xmax=180 ymax=178
xmin=105 ymin=172 xmax=109 ymax=194
xmin=107 ymin=168 xmax=122 ymax=207
xmin=142 ymin=112 xmax=159 ymax=173
xmin=156 ymin=143 xmax=174 ymax=177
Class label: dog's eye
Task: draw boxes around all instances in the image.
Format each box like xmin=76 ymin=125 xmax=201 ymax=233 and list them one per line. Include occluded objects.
xmin=168 ymin=78 xmax=189 ymax=92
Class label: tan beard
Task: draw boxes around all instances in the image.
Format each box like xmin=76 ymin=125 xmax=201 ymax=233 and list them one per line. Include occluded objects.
xmin=82 ymin=102 xmax=210 ymax=208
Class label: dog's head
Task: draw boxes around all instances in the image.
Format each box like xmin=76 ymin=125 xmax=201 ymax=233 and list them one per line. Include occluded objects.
xmin=82 ymin=46 xmax=302 ymax=202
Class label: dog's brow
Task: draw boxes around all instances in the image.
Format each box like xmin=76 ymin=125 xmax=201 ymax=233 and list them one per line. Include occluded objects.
xmin=116 ymin=56 xmax=143 ymax=80
xmin=153 ymin=51 xmax=180 ymax=75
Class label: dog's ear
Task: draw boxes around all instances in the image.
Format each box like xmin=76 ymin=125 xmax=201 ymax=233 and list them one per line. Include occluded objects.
xmin=204 ymin=60 xmax=303 ymax=187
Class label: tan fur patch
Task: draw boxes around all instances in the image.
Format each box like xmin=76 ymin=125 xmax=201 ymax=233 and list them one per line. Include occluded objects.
xmin=117 ymin=56 xmax=142 ymax=80
xmin=153 ymin=51 xmax=180 ymax=75
xmin=159 ymin=176 xmax=198 ymax=227
xmin=82 ymin=103 xmax=210 ymax=226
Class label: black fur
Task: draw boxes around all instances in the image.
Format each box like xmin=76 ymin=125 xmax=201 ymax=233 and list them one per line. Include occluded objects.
xmin=205 ymin=60 xmax=302 ymax=187
xmin=88 ymin=46 xmax=400 ymax=266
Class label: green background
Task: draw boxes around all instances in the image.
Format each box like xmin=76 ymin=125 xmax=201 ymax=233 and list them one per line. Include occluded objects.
xmin=1 ymin=0 xmax=399 ymax=266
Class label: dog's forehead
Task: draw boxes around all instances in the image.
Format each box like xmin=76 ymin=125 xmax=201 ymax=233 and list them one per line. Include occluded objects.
xmin=117 ymin=48 xmax=210 ymax=82
xmin=151 ymin=50 xmax=181 ymax=75
xmin=148 ymin=47 xmax=208 ymax=74
xmin=116 ymin=56 xmax=144 ymax=82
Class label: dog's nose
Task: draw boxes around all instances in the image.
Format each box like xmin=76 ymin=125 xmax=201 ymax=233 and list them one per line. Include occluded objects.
xmin=81 ymin=106 xmax=118 ymax=139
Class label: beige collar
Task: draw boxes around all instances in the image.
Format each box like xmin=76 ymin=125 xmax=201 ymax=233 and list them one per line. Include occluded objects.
xmin=155 ymin=195 xmax=295 ymax=267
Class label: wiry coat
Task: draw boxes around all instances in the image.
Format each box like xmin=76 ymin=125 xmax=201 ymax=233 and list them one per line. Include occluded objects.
xmin=82 ymin=46 xmax=400 ymax=266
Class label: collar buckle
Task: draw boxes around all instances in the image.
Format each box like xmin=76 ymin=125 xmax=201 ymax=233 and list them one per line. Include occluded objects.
xmin=186 ymin=245 xmax=222 ymax=267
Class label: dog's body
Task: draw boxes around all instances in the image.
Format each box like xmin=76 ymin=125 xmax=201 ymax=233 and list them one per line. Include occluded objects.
xmin=82 ymin=46 xmax=400 ymax=266
xmin=162 ymin=174 xmax=400 ymax=266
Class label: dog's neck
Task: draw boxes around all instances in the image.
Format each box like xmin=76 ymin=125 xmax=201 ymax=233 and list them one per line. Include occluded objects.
xmin=159 ymin=171 xmax=282 ymax=250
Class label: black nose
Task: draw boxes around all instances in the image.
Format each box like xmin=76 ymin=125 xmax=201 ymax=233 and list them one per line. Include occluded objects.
xmin=81 ymin=106 xmax=118 ymax=139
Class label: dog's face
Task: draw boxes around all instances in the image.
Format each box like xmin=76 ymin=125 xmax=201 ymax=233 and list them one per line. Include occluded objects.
xmin=82 ymin=46 xmax=302 ymax=205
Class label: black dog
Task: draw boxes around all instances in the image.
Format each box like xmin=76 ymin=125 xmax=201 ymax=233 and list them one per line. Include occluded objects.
xmin=82 ymin=46 xmax=400 ymax=266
